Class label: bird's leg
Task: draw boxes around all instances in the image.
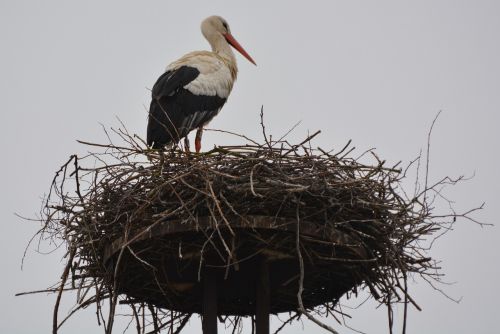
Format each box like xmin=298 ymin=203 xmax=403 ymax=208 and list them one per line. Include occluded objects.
xmin=184 ymin=136 xmax=191 ymax=153
xmin=195 ymin=127 xmax=203 ymax=153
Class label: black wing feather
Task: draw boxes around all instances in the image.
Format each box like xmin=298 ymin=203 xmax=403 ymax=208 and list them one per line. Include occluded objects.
xmin=147 ymin=65 xmax=227 ymax=149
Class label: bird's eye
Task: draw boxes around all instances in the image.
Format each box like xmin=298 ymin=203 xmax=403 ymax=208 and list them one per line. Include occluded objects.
xmin=222 ymin=22 xmax=228 ymax=31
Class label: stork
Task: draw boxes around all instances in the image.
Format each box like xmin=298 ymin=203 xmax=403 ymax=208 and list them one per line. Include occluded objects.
xmin=147 ymin=16 xmax=256 ymax=152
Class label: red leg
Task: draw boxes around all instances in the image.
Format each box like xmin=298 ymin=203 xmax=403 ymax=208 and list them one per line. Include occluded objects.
xmin=195 ymin=127 xmax=203 ymax=153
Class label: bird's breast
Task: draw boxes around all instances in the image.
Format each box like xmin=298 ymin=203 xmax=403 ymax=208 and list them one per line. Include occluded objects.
xmin=167 ymin=52 xmax=235 ymax=99
xmin=184 ymin=70 xmax=233 ymax=98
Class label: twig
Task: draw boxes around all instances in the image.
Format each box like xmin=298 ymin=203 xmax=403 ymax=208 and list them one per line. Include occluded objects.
xmin=295 ymin=202 xmax=340 ymax=334
xmin=53 ymin=247 xmax=76 ymax=334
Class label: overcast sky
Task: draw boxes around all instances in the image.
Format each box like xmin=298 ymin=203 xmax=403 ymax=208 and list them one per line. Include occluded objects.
xmin=1 ymin=1 xmax=499 ymax=333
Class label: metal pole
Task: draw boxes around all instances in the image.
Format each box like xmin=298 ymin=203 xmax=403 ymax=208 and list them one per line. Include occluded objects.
xmin=256 ymin=259 xmax=270 ymax=334
xmin=202 ymin=267 xmax=217 ymax=334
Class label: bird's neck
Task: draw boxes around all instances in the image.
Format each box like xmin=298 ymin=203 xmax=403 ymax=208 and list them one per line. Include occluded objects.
xmin=211 ymin=37 xmax=238 ymax=80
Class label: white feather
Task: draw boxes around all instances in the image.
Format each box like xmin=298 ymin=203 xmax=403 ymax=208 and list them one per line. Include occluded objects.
xmin=166 ymin=51 xmax=235 ymax=99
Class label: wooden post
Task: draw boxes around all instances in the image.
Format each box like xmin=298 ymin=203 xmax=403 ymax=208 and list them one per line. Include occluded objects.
xmin=256 ymin=259 xmax=270 ymax=334
xmin=202 ymin=267 xmax=217 ymax=334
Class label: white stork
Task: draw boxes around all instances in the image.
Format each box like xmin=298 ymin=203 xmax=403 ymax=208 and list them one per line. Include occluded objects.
xmin=147 ymin=15 xmax=256 ymax=152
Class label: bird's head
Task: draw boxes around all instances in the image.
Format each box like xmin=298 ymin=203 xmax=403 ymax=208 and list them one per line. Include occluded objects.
xmin=201 ymin=15 xmax=256 ymax=66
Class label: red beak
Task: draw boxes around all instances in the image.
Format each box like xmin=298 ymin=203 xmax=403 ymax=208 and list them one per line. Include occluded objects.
xmin=223 ymin=33 xmax=257 ymax=66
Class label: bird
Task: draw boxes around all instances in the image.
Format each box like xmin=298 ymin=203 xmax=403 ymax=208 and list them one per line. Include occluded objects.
xmin=147 ymin=15 xmax=256 ymax=152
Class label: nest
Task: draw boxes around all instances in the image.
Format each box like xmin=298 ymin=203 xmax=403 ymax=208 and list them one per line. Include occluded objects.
xmin=34 ymin=127 xmax=473 ymax=334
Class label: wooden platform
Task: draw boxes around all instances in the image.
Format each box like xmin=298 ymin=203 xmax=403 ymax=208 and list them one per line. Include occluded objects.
xmin=103 ymin=215 xmax=370 ymax=318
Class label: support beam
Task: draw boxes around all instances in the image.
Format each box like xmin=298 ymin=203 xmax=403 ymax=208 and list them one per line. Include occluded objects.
xmin=256 ymin=259 xmax=270 ymax=334
xmin=202 ymin=267 xmax=217 ymax=334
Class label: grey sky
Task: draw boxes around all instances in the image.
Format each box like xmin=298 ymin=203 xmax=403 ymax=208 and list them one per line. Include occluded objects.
xmin=1 ymin=1 xmax=499 ymax=333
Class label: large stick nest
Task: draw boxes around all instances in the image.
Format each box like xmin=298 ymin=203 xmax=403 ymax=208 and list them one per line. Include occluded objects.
xmin=35 ymin=126 xmax=476 ymax=334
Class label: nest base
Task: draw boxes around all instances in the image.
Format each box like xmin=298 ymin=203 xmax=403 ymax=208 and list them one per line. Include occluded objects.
xmin=105 ymin=216 xmax=371 ymax=315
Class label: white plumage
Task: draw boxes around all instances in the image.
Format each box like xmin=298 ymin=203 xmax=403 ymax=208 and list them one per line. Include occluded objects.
xmin=168 ymin=52 xmax=234 ymax=98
